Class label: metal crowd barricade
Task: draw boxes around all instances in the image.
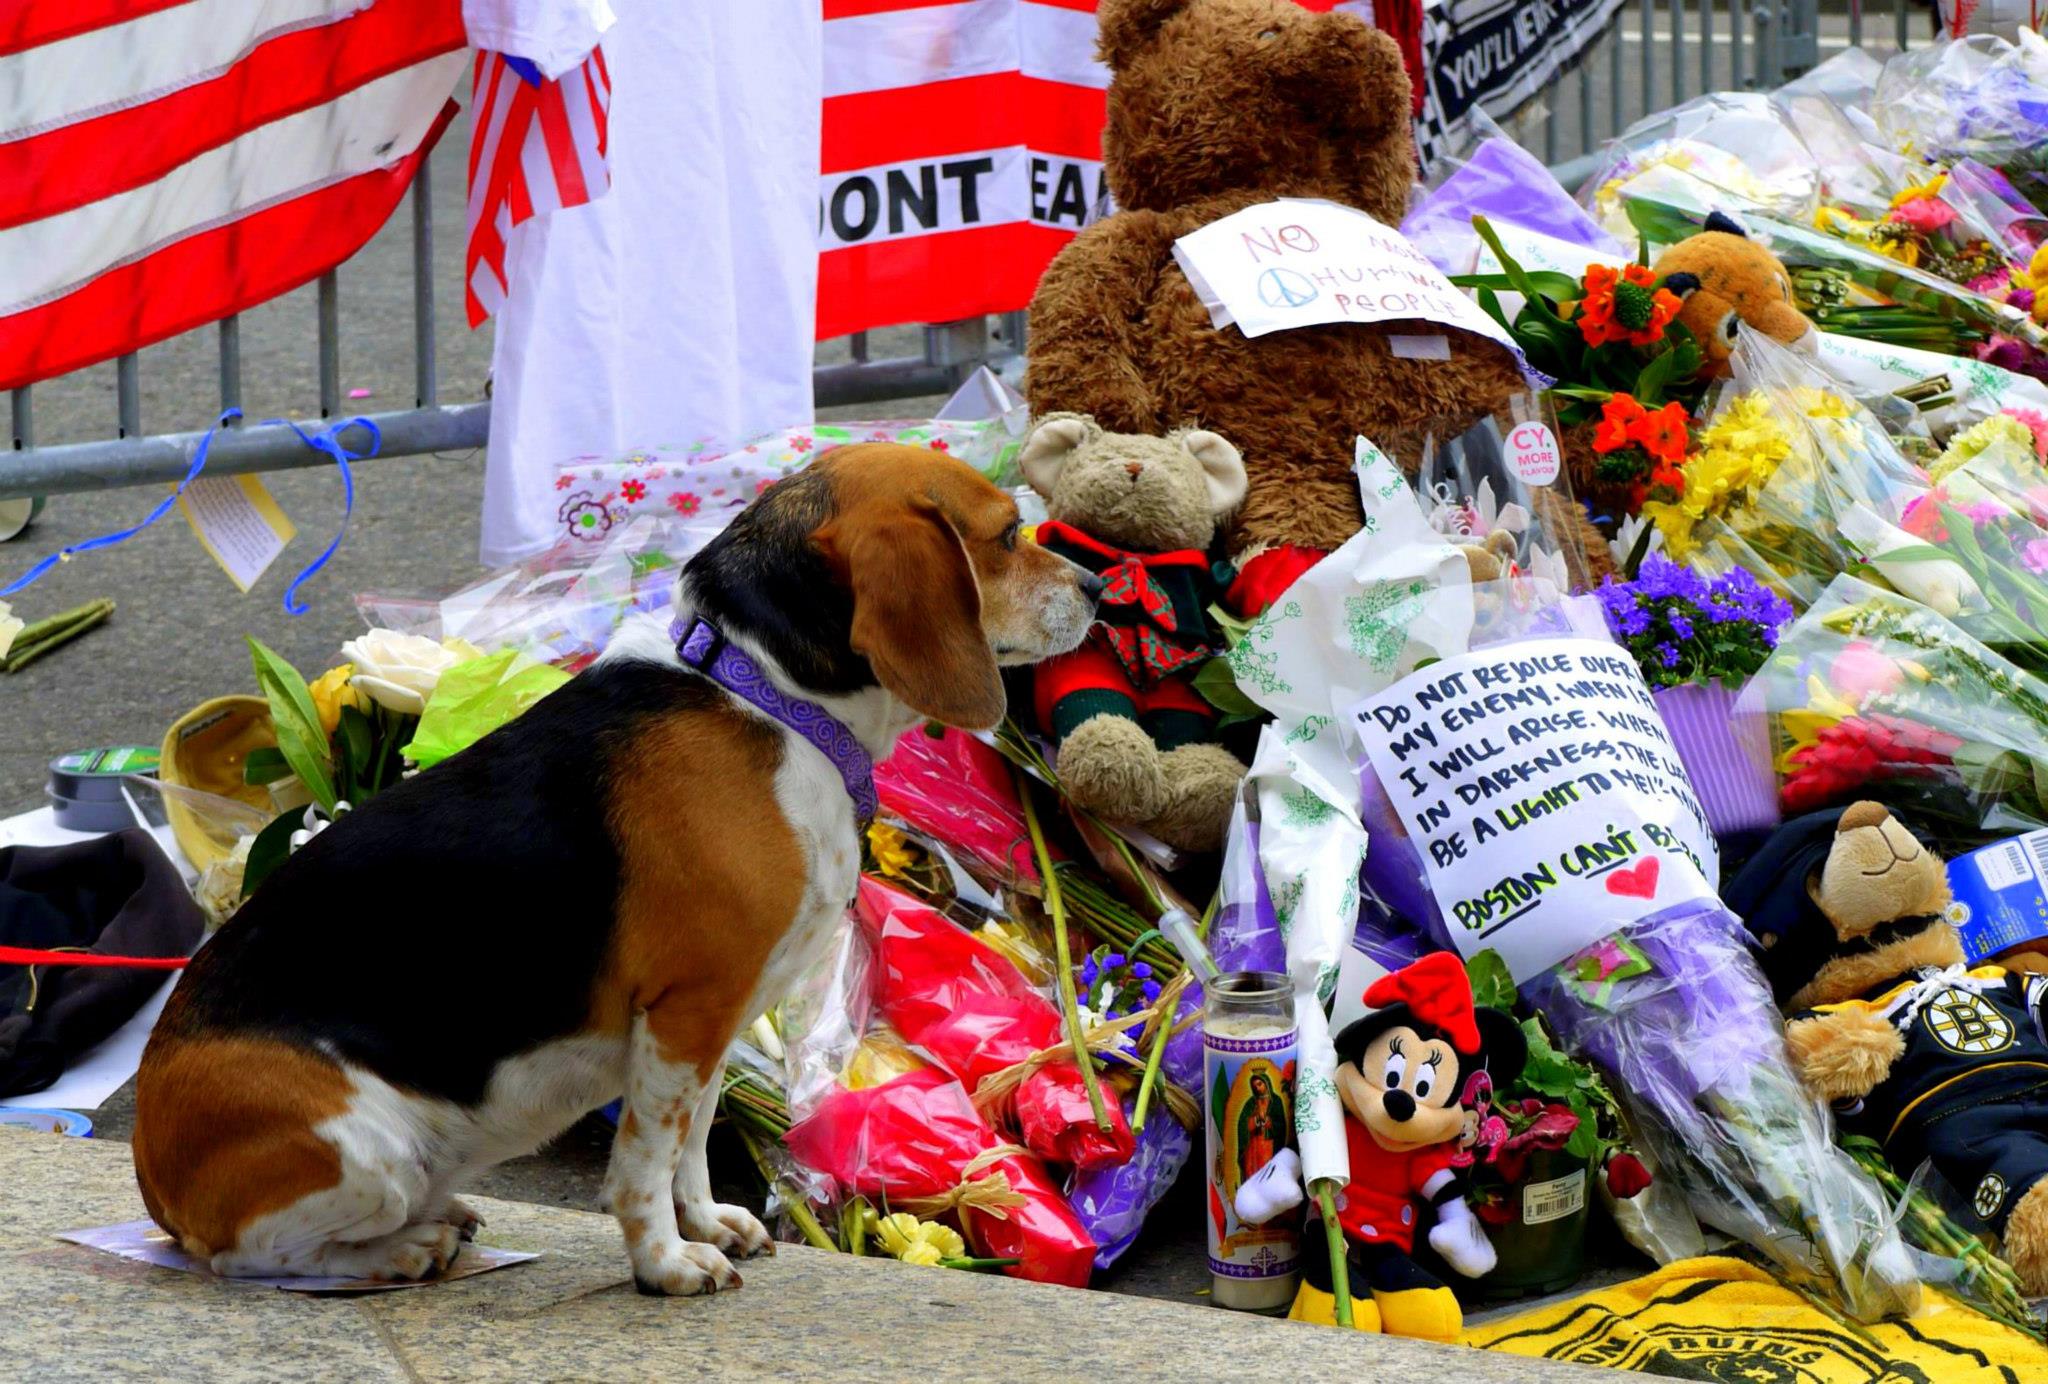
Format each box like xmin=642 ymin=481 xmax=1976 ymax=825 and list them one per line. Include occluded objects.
xmin=2 ymin=1 xmax=1940 ymax=507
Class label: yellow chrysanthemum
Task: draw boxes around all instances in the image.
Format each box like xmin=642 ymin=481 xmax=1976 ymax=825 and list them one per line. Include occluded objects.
xmin=866 ymin=821 xmax=916 ymax=879
xmin=1644 ymin=393 xmax=1798 ymax=555
xmin=1931 ymin=413 xmax=2037 ymax=482
xmin=874 ymin=1212 xmax=965 ymax=1267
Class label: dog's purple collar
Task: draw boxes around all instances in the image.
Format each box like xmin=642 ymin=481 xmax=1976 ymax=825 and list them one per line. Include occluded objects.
xmin=671 ymin=617 xmax=877 ymax=824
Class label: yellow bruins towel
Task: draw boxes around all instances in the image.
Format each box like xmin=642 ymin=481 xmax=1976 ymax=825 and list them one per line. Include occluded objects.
xmin=1464 ymin=1256 xmax=2047 ymax=1382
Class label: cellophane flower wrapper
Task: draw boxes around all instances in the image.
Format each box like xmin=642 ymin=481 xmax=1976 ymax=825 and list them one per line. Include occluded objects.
xmin=853 ymin=876 xmax=1134 ymax=1171
xmin=872 ymin=727 xmax=1043 ymax=890
xmin=1645 ymin=331 xmax=1928 ymax=609
xmin=1402 ymin=131 xmax=1626 ymax=274
xmin=1065 ymin=1095 xmax=1194 ymax=1271
xmin=1873 ymin=33 xmax=2048 ymax=217
xmin=776 ymin=911 xmax=1098 ymax=1286
xmin=1345 ymin=585 xmax=1918 ymax=1319
xmin=355 ymin=512 xmax=710 ymax=670
xmin=1578 ymin=93 xmax=1825 ymax=240
xmin=1216 ymin=440 xmax=1486 ymax=1188
xmin=1743 ymin=574 xmax=2048 ymax=840
xmin=782 ymin=1067 xmax=1098 ymax=1287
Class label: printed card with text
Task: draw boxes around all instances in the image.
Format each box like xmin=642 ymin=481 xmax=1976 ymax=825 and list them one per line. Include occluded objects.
xmin=1353 ymin=636 xmax=1719 ymax=981
xmin=178 ymin=474 xmax=295 ymax=593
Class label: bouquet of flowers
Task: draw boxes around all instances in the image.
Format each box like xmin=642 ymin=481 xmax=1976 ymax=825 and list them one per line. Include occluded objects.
xmin=1641 ymin=331 xmax=1927 ymax=607
xmin=1873 ymin=33 xmax=2048 ymax=220
xmin=1746 ymin=576 xmax=2048 ymax=838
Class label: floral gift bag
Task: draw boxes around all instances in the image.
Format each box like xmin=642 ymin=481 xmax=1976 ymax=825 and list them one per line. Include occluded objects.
xmin=552 ymin=419 xmax=1029 ymax=547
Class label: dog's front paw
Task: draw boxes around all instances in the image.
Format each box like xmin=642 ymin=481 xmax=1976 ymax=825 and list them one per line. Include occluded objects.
xmin=441 ymin=1197 xmax=485 ymax=1242
xmin=678 ymin=1201 xmax=775 ymax=1259
xmin=631 ymin=1240 xmax=742 ymax=1296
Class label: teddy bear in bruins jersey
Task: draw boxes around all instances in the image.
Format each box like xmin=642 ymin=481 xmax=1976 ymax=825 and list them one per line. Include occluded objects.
xmin=1724 ymin=801 xmax=2048 ymax=1296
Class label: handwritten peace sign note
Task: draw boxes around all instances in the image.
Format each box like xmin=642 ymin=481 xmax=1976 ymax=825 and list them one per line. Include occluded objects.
xmin=1352 ymin=637 xmax=1720 ymax=982
xmin=1171 ymin=198 xmax=1538 ymax=382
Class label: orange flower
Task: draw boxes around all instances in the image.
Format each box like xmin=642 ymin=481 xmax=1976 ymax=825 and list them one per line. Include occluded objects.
xmin=1592 ymin=393 xmax=1646 ymax=453
xmin=1577 ymin=264 xmax=1623 ymax=346
xmin=1626 ymin=287 xmax=1684 ymax=347
xmin=1629 ymin=401 xmax=1691 ymax=464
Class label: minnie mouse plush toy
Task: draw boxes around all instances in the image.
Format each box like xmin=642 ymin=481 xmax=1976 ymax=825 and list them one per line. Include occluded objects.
xmin=1277 ymin=952 xmax=1527 ymax=1340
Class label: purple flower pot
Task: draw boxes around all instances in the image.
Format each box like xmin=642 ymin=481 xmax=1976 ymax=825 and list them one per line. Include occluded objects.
xmin=1653 ymin=681 xmax=1780 ymax=852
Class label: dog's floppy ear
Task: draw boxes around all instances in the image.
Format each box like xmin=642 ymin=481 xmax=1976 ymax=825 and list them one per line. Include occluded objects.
xmin=1180 ymin=428 xmax=1247 ymax=515
xmin=1019 ymin=413 xmax=1096 ymax=499
xmin=817 ymin=498 xmax=1006 ymax=730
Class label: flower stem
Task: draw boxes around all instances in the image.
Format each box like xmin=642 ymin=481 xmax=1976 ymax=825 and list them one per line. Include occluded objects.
xmin=4 ymin=598 xmax=113 ymax=673
xmin=1315 ymin=1180 xmax=1352 ymax=1328
xmin=1017 ymin=765 xmax=1113 ymax=1134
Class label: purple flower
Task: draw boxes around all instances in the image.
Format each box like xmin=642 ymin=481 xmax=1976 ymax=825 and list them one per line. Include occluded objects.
xmin=1668 ymin=610 xmax=1695 ymax=640
xmin=1657 ymin=643 xmax=1682 ymax=668
xmin=1131 ymin=962 xmax=1152 ymax=979
xmin=1142 ymin=981 xmax=1162 ymax=1003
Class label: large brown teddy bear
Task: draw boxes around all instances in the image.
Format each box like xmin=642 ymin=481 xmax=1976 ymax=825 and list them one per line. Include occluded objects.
xmin=1027 ymin=0 xmax=1602 ymax=608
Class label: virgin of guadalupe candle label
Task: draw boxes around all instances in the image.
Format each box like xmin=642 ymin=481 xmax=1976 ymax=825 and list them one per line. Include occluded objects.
xmin=1205 ymin=1027 xmax=1299 ymax=1282
xmin=1352 ymin=636 xmax=1719 ymax=982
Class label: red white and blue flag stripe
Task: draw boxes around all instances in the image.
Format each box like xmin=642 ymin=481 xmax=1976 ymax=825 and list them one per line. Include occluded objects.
xmin=0 ymin=0 xmax=468 ymax=391
xmin=463 ymin=44 xmax=612 ymax=328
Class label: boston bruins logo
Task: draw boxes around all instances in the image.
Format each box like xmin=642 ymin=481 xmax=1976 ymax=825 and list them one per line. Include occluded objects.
xmin=1976 ymin=1173 xmax=2008 ymax=1221
xmin=1923 ymin=990 xmax=2015 ymax=1056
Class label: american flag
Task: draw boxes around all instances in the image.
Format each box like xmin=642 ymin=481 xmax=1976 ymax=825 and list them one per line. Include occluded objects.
xmin=463 ymin=45 xmax=612 ymax=328
xmin=0 ymin=0 xmax=470 ymax=392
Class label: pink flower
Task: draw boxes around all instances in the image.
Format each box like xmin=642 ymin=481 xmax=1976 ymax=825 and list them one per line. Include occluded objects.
xmin=554 ymin=475 xmax=573 ymax=491
xmin=1831 ymin=641 xmax=1904 ymax=700
xmin=667 ymin=491 xmax=701 ymax=516
xmin=2024 ymin=539 xmax=2048 ymax=575
xmin=929 ymin=439 xmax=949 ymax=452
xmin=2008 ymin=408 xmax=2048 ymax=460
xmin=788 ymin=434 xmax=812 ymax=452
xmin=620 ymin=478 xmax=647 ymax=503
xmin=1891 ymin=197 xmax=1956 ymax=234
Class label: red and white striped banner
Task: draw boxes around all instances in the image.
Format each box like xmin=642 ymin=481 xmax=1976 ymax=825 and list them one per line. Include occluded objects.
xmin=816 ymin=0 xmax=1363 ymax=339
xmin=0 ymin=0 xmax=467 ymax=391
xmin=818 ymin=0 xmax=1110 ymax=339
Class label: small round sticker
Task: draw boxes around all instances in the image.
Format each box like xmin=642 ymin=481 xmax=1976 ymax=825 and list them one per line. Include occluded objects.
xmin=1507 ymin=421 xmax=1561 ymax=486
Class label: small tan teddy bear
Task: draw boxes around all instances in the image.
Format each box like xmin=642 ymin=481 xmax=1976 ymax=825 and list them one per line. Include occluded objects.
xmin=1651 ymin=212 xmax=1817 ymax=380
xmin=1021 ymin=413 xmax=1249 ymax=852
xmin=1729 ymin=802 xmax=2048 ymax=1298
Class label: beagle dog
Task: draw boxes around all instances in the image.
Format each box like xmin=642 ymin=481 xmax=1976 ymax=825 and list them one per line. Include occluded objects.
xmin=131 ymin=445 xmax=1100 ymax=1295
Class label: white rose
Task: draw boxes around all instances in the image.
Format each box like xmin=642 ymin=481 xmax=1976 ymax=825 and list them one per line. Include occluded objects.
xmin=340 ymin=630 xmax=484 ymax=716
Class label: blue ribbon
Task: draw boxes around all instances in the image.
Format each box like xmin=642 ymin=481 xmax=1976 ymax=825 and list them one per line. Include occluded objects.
xmin=0 ymin=409 xmax=380 ymax=616
xmin=1 ymin=408 xmax=241 ymax=599
xmin=270 ymin=415 xmax=378 ymax=616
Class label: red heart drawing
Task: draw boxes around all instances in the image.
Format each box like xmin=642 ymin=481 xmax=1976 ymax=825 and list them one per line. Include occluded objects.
xmin=1605 ymin=858 xmax=1660 ymax=899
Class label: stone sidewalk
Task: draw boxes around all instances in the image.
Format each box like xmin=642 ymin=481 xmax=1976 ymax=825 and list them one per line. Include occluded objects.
xmin=1 ymin=1129 xmax=1607 ymax=1382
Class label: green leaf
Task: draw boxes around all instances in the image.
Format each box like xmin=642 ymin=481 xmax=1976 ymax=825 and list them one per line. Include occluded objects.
xmin=240 ymin=746 xmax=290 ymax=786
xmin=247 ymin=637 xmax=337 ymax=812
xmin=1192 ymin=655 xmax=1262 ymax=719
xmin=239 ymin=809 xmax=303 ymax=898
xmin=1465 ymin=949 xmax=1517 ymax=1012
xmin=1515 ymin=1017 xmax=1586 ymax=1100
xmin=1633 ymin=345 xmax=1681 ymax=406
xmin=1865 ymin=543 xmax=1954 ymax=565
xmin=338 ymin=704 xmax=374 ymax=781
xmin=1207 ymin=603 xmax=1253 ymax=648
xmin=1211 ymin=1065 xmax=1231 ymax=1134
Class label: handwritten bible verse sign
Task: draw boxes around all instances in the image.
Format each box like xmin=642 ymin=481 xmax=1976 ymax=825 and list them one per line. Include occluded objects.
xmin=1170 ymin=197 xmax=1536 ymax=380
xmin=1354 ymin=638 xmax=1720 ymax=981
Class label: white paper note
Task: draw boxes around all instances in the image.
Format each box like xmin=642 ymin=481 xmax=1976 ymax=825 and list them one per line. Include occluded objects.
xmin=1172 ymin=197 xmax=1534 ymax=380
xmin=1352 ymin=636 xmax=1720 ymax=982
